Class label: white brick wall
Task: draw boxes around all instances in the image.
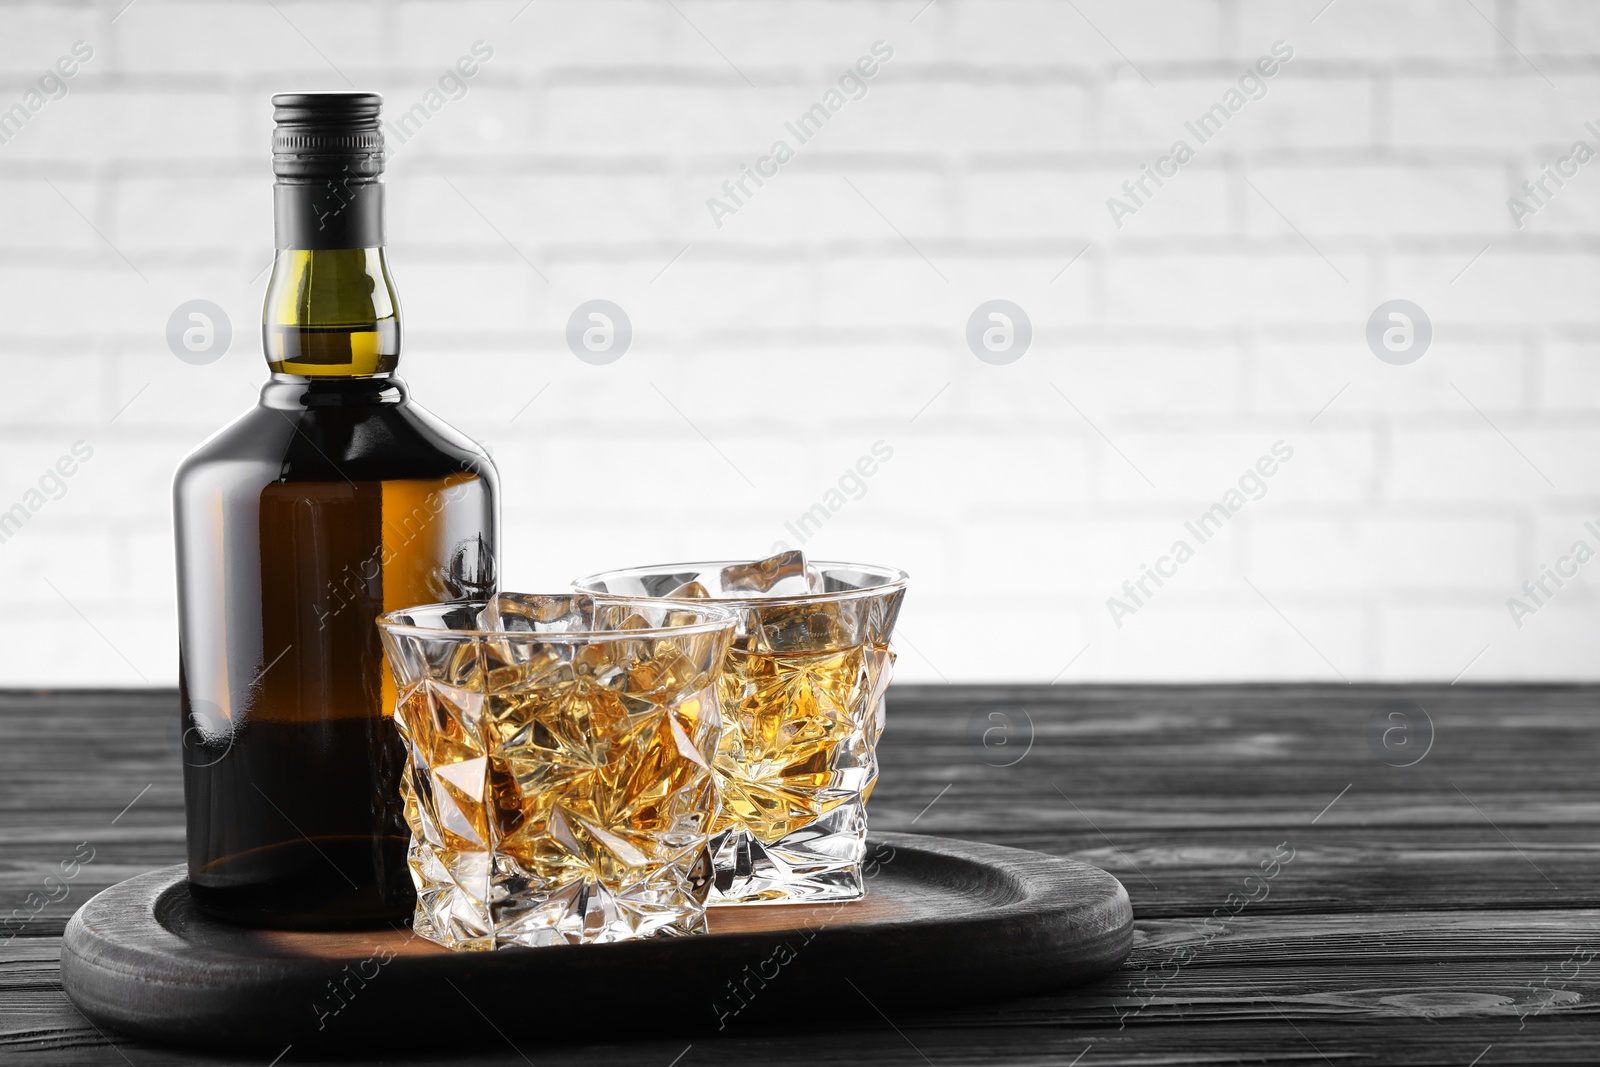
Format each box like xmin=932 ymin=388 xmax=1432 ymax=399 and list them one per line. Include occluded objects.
xmin=1 ymin=0 xmax=1597 ymax=685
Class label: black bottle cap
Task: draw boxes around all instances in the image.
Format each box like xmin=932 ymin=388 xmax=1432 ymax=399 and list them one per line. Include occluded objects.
xmin=272 ymin=92 xmax=385 ymax=181
xmin=270 ymin=92 xmax=386 ymax=249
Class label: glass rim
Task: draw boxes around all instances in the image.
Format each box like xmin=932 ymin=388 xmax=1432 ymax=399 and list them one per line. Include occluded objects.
xmin=375 ymin=596 xmax=740 ymax=642
xmin=572 ymin=559 xmax=909 ymax=607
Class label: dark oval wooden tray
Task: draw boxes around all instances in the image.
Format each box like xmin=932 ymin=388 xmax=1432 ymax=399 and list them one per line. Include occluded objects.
xmin=61 ymin=832 xmax=1131 ymax=1053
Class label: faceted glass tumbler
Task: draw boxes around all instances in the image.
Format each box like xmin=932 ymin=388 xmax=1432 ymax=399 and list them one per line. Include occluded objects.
xmin=574 ymin=557 xmax=907 ymax=905
xmin=376 ymin=594 xmax=736 ymax=950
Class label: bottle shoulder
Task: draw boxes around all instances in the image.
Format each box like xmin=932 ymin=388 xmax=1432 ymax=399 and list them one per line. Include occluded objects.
xmin=397 ymin=396 xmax=498 ymax=481
xmin=175 ymin=378 xmax=496 ymax=492
xmin=174 ymin=404 xmax=289 ymax=487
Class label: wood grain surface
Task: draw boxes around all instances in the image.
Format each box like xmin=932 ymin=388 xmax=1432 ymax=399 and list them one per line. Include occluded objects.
xmin=58 ymin=834 xmax=1130 ymax=1052
xmin=3 ymin=685 xmax=1597 ymax=1065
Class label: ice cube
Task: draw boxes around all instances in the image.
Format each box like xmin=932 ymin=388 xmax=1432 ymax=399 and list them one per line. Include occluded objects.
xmin=748 ymin=599 xmax=855 ymax=654
xmin=720 ymin=550 xmax=813 ymax=597
xmin=634 ymin=571 xmax=701 ymax=599
xmin=476 ymin=593 xmax=595 ymax=632
xmin=665 ymin=580 xmax=712 ymax=599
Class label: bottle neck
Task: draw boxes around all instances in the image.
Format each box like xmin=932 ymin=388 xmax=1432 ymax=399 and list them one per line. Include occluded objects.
xmin=273 ymin=178 xmax=384 ymax=250
xmin=262 ymin=246 xmax=401 ymax=378
xmin=265 ymin=172 xmax=398 ymax=378
xmin=258 ymin=372 xmax=409 ymax=410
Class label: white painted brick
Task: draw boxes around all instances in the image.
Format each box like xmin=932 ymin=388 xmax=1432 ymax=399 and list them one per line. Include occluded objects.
xmin=789 ymin=498 xmax=956 ymax=571
xmin=1527 ymin=510 xmax=1600 ymax=587
xmin=267 ymin=0 xmax=396 ymax=71
xmin=1095 ymin=519 xmax=1243 ymax=600
xmin=828 ymin=81 xmax=1090 ymax=153
xmin=1241 ymin=164 xmax=1506 ymax=237
xmin=492 ymin=446 xmax=964 ymax=580
xmin=1099 ymin=70 xmax=1371 ymax=153
xmin=0 ymin=599 xmax=173 ymax=685
xmin=891 ymin=428 xmax=1095 ymax=509
xmin=652 ymin=1 xmax=898 ymax=69
xmin=390 ymin=170 xmax=686 ymax=246
xmin=1088 ymin=601 xmax=1370 ymax=683
xmin=501 ymin=471 xmax=959 ymax=595
xmin=1540 ymin=340 xmax=1600 ymax=410
xmin=1389 ymin=249 xmax=1600 ymax=326
xmin=957 ymin=515 xmax=1237 ymax=600
xmin=1509 ymin=154 xmax=1600 ymax=234
xmin=1242 ymin=426 xmax=1376 ymax=504
xmin=498 ymin=492 xmax=780 ymax=588
xmin=107 ymin=1 xmax=340 ymax=75
xmin=1514 ymin=1 xmax=1600 ymax=58
xmin=1272 ymin=0 xmax=1499 ymax=61
xmin=934 ymin=348 xmax=1248 ymax=431
xmin=396 ymin=0 xmax=669 ymax=68
xmin=962 ymin=168 xmax=1103 ymax=241
xmin=0 ymin=437 xmax=95 ymax=480
xmin=0 ymin=265 xmax=152 ymax=336
xmin=1250 ymin=338 xmax=1534 ymax=417
xmin=1212 ymin=68 xmax=1373 ymax=152
xmin=967 ymin=166 xmax=1231 ymax=242
xmin=105 ymin=349 xmax=268 ymax=430
xmin=719 ymin=167 xmax=952 ymax=244
xmin=1377 ymin=598 xmax=1600 ymax=681
xmin=397 ymin=345 xmax=556 ymax=429
xmin=944 ymin=0 xmax=1224 ymax=65
xmin=1392 ymin=75 xmax=1600 ymax=153
xmin=1480 ymin=604 xmax=1600 ymax=680
xmin=1096 ymin=81 xmax=1206 ymax=153
xmin=112 ymin=174 xmax=264 ymax=251
xmin=1510 ymin=425 xmax=1600 ymax=493
xmin=1042 ymin=0 xmax=1225 ymax=65
xmin=764 ymin=443 xmax=910 ymax=520
xmin=932 ymin=0 xmax=1111 ymax=66
xmin=0 ymin=351 xmax=104 ymax=424
xmin=0 ymin=178 xmax=101 ymax=250
xmin=122 ymin=524 xmax=179 ymax=602
xmin=1385 ymin=425 xmax=1544 ymax=503
xmin=1087 ymin=420 xmax=1353 ymax=507
xmin=0 ymin=0 xmax=1595 ymax=686
xmin=819 ymin=252 xmax=1094 ymax=331
xmin=0 ymin=5 xmax=97 ymax=69
xmin=886 ymin=601 xmax=1096 ymax=684
xmin=1105 ymin=251 xmax=1368 ymax=328
xmin=1374 ymin=603 xmax=1507 ymax=679
xmin=498 ymin=513 xmax=782 ymax=600
xmin=1249 ymin=514 xmax=1520 ymax=591
xmin=539 ymin=83 xmax=794 ymax=155
xmin=0 ymin=521 xmax=119 ymax=603
xmin=805 ymin=166 xmax=951 ymax=244
xmin=686 ymin=342 xmax=952 ymax=420
xmin=1084 ymin=427 xmax=1321 ymax=505
xmin=906 ymin=357 xmax=1106 ymax=423
xmin=380 ymin=83 xmax=538 ymax=162
xmin=643 ymin=255 xmax=819 ymax=330
xmin=1249 ymin=340 xmax=1360 ymax=416
xmin=1012 ymin=344 xmax=1246 ymax=416
xmin=0 ymin=88 xmax=246 ymax=160
xmin=46 ymin=440 xmax=186 ymax=521
xmin=386 ymin=255 xmax=546 ymax=331
xmin=0 ymin=456 xmax=108 ymax=569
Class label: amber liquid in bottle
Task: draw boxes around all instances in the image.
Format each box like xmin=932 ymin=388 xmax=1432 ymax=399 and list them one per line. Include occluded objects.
xmin=173 ymin=93 xmax=497 ymax=928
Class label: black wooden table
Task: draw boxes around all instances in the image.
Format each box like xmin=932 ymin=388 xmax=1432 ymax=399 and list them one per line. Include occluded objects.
xmin=3 ymin=685 xmax=1596 ymax=1064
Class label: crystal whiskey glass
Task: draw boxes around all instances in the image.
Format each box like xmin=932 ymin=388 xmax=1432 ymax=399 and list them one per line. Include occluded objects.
xmin=575 ymin=555 xmax=907 ymax=905
xmin=377 ymin=594 xmax=735 ymax=949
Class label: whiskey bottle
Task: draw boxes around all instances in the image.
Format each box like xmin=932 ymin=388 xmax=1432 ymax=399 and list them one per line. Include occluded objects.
xmin=173 ymin=92 xmax=498 ymax=928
